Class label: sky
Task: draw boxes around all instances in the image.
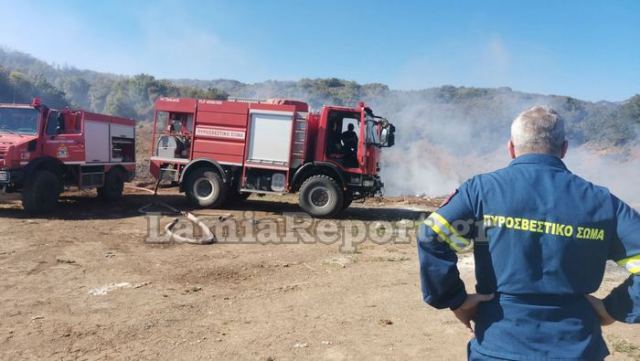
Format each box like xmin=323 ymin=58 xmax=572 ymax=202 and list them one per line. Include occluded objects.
xmin=0 ymin=0 xmax=638 ymax=102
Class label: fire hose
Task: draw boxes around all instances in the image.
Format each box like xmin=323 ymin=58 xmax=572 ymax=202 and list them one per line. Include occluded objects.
xmin=127 ymin=182 xmax=215 ymax=245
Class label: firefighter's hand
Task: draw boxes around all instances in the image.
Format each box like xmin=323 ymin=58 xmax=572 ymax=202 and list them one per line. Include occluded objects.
xmin=586 ymin=295 xmax=616 ymax=326
xmin=452 ymin=293 xmax=494 ymax=332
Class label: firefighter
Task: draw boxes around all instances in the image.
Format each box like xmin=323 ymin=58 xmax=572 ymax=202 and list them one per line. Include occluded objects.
xmin=417 ymin=106 xmax=640 ymax=360
xmin=341 ymin=123 xmax=358 ymax=149
xmin=168 ymin=113 xmax=182 ymax=134
xmin=341 ymin=123 xmax=358 ymax=167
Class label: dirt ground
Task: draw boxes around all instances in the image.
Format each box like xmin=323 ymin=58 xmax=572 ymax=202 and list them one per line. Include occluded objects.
xmin=0 ymin=189 xmax=639 ymax=361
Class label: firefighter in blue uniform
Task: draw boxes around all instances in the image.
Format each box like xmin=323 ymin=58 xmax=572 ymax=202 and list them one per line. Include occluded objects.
xmin=418 ymin=106 xmax=640 ymax=360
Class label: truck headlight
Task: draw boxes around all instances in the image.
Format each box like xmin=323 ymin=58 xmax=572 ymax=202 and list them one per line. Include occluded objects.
xmin=0 ymin=171 xmax=9 ymax=182
xmin=363 ymin=179 xmax=375 ymax=187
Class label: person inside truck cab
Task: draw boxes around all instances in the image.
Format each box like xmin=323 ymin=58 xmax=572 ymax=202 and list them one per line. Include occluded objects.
xmin=168 ymin=114 xmax=182 ymax=134
xmin=45 ymin=111 xmax=66 ymax=135
xmin=341 ymin=123 xmax=358 ymax=167
xmin=167 ymin=113 xmax=189 ymax=157
xmin=341 ymin=123 xmax=358 ymax=151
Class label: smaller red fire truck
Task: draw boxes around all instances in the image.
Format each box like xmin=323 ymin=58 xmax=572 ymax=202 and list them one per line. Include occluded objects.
xmin=150 ymin=97 xmax=395 ymax=217
xmin=0 ymin=98 xmax=136 ymax=213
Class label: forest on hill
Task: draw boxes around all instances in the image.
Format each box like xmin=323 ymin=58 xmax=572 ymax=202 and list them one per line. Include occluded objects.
xmin=1 ymin=47 xmax=638 ymax=150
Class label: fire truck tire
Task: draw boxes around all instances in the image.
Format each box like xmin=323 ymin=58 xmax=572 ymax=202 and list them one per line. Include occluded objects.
xmin=98 ymin=169 xmax=125 ymax=201
xmin=22 ymin=170 xmax=60 ymax=214
xmin=298 ymin=175 xmax=344 ymax=218
xmin=185 ymin=168 xmax=227 ymax=208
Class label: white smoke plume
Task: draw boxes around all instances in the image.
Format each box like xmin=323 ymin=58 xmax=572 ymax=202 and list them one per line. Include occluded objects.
xmin=565 ymin=146 xmax=640 ymax=207
xmin=369 ymin=92 xmax=640 ymax=206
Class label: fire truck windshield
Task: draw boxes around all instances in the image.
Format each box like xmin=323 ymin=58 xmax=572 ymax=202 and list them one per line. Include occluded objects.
xmin=0 ymin=107 xmax=39 ymax=135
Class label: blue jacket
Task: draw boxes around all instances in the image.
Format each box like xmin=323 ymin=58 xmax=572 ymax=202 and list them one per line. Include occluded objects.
xmin=418 ymin=154 xmax=640 ymax=360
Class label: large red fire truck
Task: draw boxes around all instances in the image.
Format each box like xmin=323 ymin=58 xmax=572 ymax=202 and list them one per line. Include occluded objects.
xmin=150 ymin=97 xmax=395 ymax=217
xmin=0 ymin=98 xmax=136 ymax=213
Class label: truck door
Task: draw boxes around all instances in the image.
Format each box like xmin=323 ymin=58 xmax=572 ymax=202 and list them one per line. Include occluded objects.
xmin=359 ymin=109 xmax=367 ymax=171
xmin=325 ymin=110 xmax=360 ymax=169
xmin=42 ymin=111 xmax=84 ymax=162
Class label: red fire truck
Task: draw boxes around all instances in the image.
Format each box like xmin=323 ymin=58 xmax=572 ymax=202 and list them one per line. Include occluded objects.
xmin=150 ymin=97 xmax=395 ymax=217
xmin=0 ymin=98 xmax=136 ymax=213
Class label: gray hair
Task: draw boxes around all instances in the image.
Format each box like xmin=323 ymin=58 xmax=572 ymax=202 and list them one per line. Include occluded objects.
xmin=511 ymin=106 xmax=566 ymax=156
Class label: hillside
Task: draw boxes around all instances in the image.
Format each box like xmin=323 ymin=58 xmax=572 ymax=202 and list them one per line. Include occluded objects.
xmin=0 ymin=49 xmax=228 ymax=121
xmin=1 ymin=47 xmax=639 ymax=199
xmin=1 ymin=48 xmax=639 ymax=147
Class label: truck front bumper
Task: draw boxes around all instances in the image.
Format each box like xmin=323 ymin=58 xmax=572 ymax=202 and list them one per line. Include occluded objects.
xmin=0 ymin=169 xmax=24 ymax=191
xmin=346 ymin=174 xmax=384 ymax=198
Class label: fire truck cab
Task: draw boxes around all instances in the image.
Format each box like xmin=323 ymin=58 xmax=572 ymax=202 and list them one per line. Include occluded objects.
xmin=150 ymin=97 xmax=395 ymax=217
xmin=0 ymin=98 xmax=136 ymax=213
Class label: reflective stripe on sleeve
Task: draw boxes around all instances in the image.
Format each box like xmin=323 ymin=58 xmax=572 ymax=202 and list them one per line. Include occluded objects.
xmin=617 ymin=254 xmax=640 ymax=274
xmin=425 ymin=212 xmax=472 ymax=252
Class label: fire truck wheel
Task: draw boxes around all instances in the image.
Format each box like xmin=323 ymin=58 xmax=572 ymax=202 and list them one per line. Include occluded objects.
xmin=22 ymin=170 xmax=60 ymax=214
xmin=98 ymin=169 xmax=125 ymax=201
xmin=185 ymin=168 xmax=227 ymax=208
xmin=299 ymin=175 xmax=344 ymax=218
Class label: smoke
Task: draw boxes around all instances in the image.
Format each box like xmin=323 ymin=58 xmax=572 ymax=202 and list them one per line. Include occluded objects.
xmin=380 ymin=143 xmax=506 ymax=197
xmin=368 ymin=91 xmax=640 ymax=206
xmin=369 ymin=89 xmax=540 ymax=196
xmin=565 ymin=146 xmax=640 ymax=206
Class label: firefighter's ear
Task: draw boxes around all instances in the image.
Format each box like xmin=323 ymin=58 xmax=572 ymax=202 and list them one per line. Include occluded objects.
xmin=508 ymin=139 xmax=516 ymax=159
xmin=560 ymin=140 xmax=569 ymax=159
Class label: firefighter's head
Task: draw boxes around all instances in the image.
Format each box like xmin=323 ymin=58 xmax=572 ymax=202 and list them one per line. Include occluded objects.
xmin=509 ymin=106 xmax=568 ymax=159
xmin=347 ymin=123 xmax=355 ymax=132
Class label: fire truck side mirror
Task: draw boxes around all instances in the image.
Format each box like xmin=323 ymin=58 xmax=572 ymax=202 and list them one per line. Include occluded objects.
xmin=382 ymin=124 xmax=395 ymax=147
xmin=387 ymin=132 xmax=395 ymax=147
